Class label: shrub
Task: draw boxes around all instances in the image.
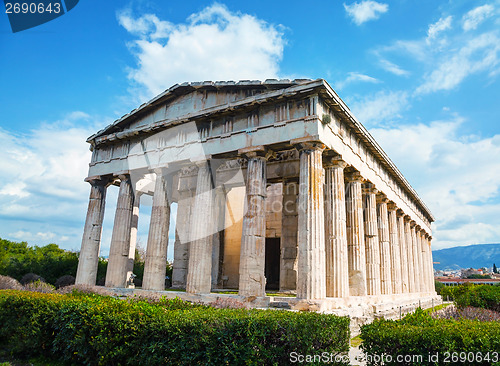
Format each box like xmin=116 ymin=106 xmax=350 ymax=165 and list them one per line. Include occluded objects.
xmin=361 ymin=308 xmax=500 ymax=366
xmin=20 ymin=273 xmax=45 ymax=285
xmin=54 ymin=275 xmax=75 ymax=289
xmin=0 ymin=290 xmax=350 ymax=365
xmin=24 ymin=280 xmax=55 ymax=293
xmin=453 ymin=285 xmax=500 ymax=312
xmin=0 ymin=275 xmax=23 ymax=290
xmin=433 ymin=305 xmax=500 ymax=322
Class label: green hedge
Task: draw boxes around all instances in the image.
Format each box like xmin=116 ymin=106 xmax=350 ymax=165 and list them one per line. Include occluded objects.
xmin=0 ymin=290 xmax=350 ymax=365
xmin=360 ymin=308 xmax=500 ymax=366
xmin=440 ymin=284 xmax=500 ymax=312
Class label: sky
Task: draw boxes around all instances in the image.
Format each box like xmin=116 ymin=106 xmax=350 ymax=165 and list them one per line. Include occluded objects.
xmin=1 ymin=0 xmax=499 ymax=258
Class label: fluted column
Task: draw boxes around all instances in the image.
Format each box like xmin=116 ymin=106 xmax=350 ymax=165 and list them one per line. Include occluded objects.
xmin=397 ymin=211 xmax=409 ymax=293
xmin=404 ymin=216 xmax=415 ymax=292
xmin=186 ymin=162 xmax=215 ymax=294
xmin=428 ymin=236 xmax=436 ymax=292
xmin=76 ymin=177 xmax=109 ymax=286
xmin=296 ymin=142 xmax=326 ymax=299
xmin=280 ymin=180 xmax=298 ymax=291
xmin=106 ymin=175 xmax=135 ymax=288
xmin=421 ymin=232 xmax=430 ymax=292
xmin=345 ymin=171 xmax=367 ymax=296
xmin=388 ymin=204 xmax=402 ymax=294
xmin=410 ymin=221 xmax=421 ymax=292
xmin=324 ymin=155 xmax=349 ymax=298
xmin=143 ymin=171 xmax=171 ymax=291
xmin=212 ymin=187 xmax=226 ymax=289
xmin=238 ymin=150 xmax=268 ymax=297
xmin=172 ymin=167 xmax=196 ymax=289
xmin=363 ymin=183 xmax=381 ymax=296
xmin=416 ymin=229 xmax=425 ymax=293
xmin=377 ymin=195 xmax=392 ymax=295
xmin=126 ymin=193 xmax=141 ymax=287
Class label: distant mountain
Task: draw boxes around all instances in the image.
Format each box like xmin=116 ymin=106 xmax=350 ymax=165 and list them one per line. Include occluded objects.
xmin=432 ymin=243 xmax=500 ymax=271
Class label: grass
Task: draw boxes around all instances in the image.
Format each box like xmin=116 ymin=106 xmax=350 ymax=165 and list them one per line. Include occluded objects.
xmin=350 ymin=335 xmax=363 ymax=347
xmin=423 ymin=302 xmax=452 ymax=314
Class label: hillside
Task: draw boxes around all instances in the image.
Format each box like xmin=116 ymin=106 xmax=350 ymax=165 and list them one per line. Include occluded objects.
xmin=432 ymin=243 xmax=500 ymax=270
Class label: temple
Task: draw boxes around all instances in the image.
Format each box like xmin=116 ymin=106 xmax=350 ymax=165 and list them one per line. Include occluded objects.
xmin=76 ymin=79 xmax=439 ymax=314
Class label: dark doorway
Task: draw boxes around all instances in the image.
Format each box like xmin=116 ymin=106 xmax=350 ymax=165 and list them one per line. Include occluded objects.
xmin=265 ymin=238 xmax=280 ymax=290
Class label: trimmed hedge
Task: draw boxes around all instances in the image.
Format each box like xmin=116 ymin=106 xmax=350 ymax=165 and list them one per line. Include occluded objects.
xmin=360 ymin=308 xmax=500 ymax=366
xmin=0 ymin=290 xmax=350 ymax=365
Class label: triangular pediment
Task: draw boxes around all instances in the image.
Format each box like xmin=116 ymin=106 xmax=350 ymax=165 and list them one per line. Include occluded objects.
xmin=88 ymin=79 xmax=315 ymax=143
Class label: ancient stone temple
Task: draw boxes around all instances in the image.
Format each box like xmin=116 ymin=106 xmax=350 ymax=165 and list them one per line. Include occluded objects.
xmin=76 ymin=79 xmax=439 ymax=314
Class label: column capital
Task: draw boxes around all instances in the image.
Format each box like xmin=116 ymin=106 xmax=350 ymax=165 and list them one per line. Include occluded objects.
xmin=376 ymin=193 xmax=389 ymax=204
xmin=415 ymin=225 xmax=422 ymax=232
xmin=238 ymin=145 xmax=273 ymax=160
xmin=410 ymin=220 xmax=417 ymax=228
xmin=292 ymin=139 xmax=326 ymax=153
xmin=387 ymin=202 xmax=398 ymax=211
xmin=404 ymin=214 xmax=412 ymax=222
xmin=362 ymin=182 xmax=378 ymax=195
xmin=323 ymin=151 xmax=348 ymax=169
xmin=85 ymin=175 xmax=111 ymax=187
xmin=345 ymin=170 xmax=364 ymax=183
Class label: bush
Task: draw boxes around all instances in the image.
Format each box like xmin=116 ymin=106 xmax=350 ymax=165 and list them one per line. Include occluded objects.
xmin=434 ymin=280 xmax=445 ymax=295
xmin=0 ymin=290 xmax=350 ymax=365
xmin=0 ymin=275 xmax=23 ymax=290
xmin=20 ymin=273 xmax=45 ymax=285
xmin=361 ymin=308 xmax=500 ymax=366
xmin=433 ymin=305 xmax=500 ymax=322
xmin=54 ymin=275 xmax=75 ymax=289
xmin=453 ymin=285 xmax=500 ymax=312
xmin=24 ymin=280 xmax=55 ymax=293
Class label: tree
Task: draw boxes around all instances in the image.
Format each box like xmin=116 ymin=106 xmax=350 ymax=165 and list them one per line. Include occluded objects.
xmin=494 ymin=263 xmax=498 ymax=274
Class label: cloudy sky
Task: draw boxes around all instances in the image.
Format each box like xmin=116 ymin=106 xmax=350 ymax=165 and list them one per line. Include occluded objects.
xmin=1 ymin=0 xmax=499 ymax=256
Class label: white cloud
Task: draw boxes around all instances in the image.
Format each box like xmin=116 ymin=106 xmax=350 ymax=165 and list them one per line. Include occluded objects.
xmin=335 ymin=72 xmax=380 ymax=89
xmin=378 ymin=58 xmax=410 ymax=76
xmin=118 ymin=4 xmax=286 ymax=98
xmin=416 ymin=32 xmax=500 ymax=94
xmin=344 ymin=0 xmax=388 ymax=25
xmin=370 ymin=118 xmax=500 ymax=249
xmin=0 ymin=113 xmax=100 ymax=248
xmin=462 ymin=4 xmax=495 ymax=31
xmin=349 ymin=90 xmax=409 ymax=126
xmin=426 ymin=16 xmax=452 ymax=43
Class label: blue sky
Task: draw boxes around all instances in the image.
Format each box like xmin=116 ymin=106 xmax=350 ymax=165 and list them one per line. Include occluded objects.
xmin=1 ymin=0 xmax=499 ymax=257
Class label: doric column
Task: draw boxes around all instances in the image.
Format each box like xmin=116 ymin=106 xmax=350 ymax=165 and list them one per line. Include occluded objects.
xmin=410 ymin=221 xmax=421 ymax=292
xmin=397 ymin=211 xmax=409 ymax=293
xmin=106 ymin=175 xmax=135 ymax=288
xmin=345 ymin=171 xmax=367 ymax=296
xmin=76 ymin=177 xmax=108 ymax=286
xmin=377 ymin=194 xmax=392 ymax=295
xmin=143 ymin=171 xmax=171 ymax=291
xmin=296 ymin=142 xmax=326 ymax=299
xmin=324 ymin=154 xmax=349 ymax=298
xmin=388 ymin=204 xmax=402 ymax=294
xmin=172 ymin=167 xmax=197 ymax=289
xmin=421 ymin=232 xmax=430 ymax=293
xmin=211 ymin=187 xmax=226 ymax=289
xmin=280 ymin=180 xmax=298 ymax=291
xmin=363 ymin=183 xmax=381 ymax=296
xmin=416 ymin=229 xmax=425 ymax=293
xmin=404 ymin=216 xmax=415 ymax=292
xmin=186 ymin=161 xmax=215 ymax=294
xmin=238 ymin=148 xmax=268 ymax=297
xmin=428 ymin=236 xmax=436 ymax=293
xmin=126 ymin=193 xmax=141 ymax=287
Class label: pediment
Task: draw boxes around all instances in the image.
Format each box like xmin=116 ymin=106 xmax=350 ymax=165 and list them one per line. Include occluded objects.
xmin=88 ymin=79 xmax=315 ymax=143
